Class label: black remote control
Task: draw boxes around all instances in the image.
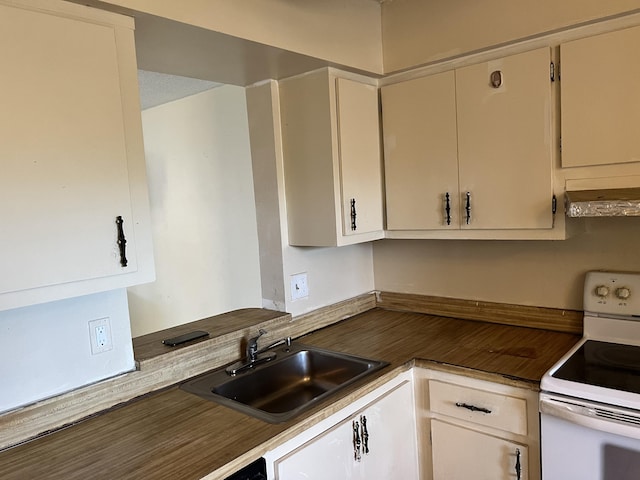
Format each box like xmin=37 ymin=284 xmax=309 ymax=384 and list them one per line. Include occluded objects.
xmin=162 ymin=330 xmax=209 ymax=346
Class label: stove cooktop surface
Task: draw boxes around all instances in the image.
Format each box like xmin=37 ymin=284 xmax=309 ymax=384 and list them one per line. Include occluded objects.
xmin=552 ymin=340 xmax=640 ymax=395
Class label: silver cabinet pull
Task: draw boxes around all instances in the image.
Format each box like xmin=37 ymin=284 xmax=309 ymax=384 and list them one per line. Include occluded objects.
xmin=352 ymin=420 xmax=361 ymax=461
xmin=360 ymin=415 xmax=369 ymax=454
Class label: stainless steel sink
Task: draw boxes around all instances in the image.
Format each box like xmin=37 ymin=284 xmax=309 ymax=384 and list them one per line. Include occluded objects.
xmin=180 ymin=343 xmax=388 ymax=423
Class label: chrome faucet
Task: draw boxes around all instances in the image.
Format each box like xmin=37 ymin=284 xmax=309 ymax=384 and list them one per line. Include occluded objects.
xmin=226 ymin=329 xmax=292 ymax=376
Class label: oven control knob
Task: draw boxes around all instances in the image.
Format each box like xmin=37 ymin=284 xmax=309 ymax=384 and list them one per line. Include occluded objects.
xmin=595 ymin=285 xmax=610 ymax=298
xmin=615 ymin=287 xmax=631 ymax=300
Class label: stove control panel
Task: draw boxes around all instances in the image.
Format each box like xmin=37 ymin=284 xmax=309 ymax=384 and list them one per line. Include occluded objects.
xmin=584 ymin=271 xmax=640 ymax=316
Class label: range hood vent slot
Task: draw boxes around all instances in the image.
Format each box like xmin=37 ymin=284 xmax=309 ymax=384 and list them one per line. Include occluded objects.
xmin=566 ymin=188 xmax=640 ymax=217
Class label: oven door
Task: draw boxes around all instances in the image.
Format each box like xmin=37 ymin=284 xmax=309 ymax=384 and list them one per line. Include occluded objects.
xmin=540 ymin=393 xmax=640 ymax=480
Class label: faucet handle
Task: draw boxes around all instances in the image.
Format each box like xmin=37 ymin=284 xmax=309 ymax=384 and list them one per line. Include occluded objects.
xmin=247 ymin=329 xmax=267 ymax=360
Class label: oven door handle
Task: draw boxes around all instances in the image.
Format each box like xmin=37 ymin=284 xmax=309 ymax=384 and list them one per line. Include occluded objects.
xmin=540 ymin=396 xmax=640 ymax=440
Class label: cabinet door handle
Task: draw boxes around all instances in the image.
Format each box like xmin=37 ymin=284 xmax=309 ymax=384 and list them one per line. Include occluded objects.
xmin=464 ymin=192 xmax=471 ymax=225
xmin=515 ymin=448 xmax=522 ymax=480
xmin=360 ymin=415 xmax=369 ymax=454
xmin=352 ymin=420 xmax=361 ymax=461
xmin=350 ymin=198 xmax=357 ymax=231
xmin=115 ymin=216 xmax=128 ymax=267
xmin=444 ymin=192 xmax=451 ymax=226
xmin=455 ymin=402 xmax=491 ymax=414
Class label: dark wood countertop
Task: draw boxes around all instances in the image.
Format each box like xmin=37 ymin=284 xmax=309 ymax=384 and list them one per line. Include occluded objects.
xmin=0 ymin=308 xmax=580 ymax=480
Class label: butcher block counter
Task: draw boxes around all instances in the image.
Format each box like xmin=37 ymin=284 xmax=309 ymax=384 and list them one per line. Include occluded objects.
xmin=0 ymin=306 xmax=580 ymax=479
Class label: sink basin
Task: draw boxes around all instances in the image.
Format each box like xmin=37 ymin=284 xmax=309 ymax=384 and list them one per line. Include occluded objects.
xmin=180 ymin=343 xmax=388 ymax=423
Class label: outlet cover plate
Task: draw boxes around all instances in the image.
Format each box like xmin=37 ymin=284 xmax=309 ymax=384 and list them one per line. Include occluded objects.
xmin=290 ymin=273 xmax=309 ymax=301
xmin=89 ymin=317 xmax=113 ymax=354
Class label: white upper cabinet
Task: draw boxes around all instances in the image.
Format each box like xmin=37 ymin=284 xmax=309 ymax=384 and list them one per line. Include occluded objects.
xmin=0 ymin=0 xmax=154 ymax=311
xmin=280 ymin=69 xmax=384 ymax=247
xmin=382 ymin=47 xmax=556 ymax=237
xmin=561 ymin=25 xmax=640 ymax=168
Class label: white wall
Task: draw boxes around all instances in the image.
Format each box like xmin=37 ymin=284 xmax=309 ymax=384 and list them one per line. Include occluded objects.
xmin=127 ymin=86 xmax=262 ymax=337
xmin=247 ymin=81 xmax=375 ymax=317
xmin=283 ymin=244 xmax=375 ymax=316
xmin=0 ymin=289 xmax=134 ymax=413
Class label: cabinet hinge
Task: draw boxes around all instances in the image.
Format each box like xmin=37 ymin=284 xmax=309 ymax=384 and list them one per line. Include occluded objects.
xmin=550 ymin=61 xmax=555 ymax=82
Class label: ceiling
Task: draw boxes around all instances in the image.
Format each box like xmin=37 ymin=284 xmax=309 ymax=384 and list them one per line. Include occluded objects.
xmin=137 ymin=69 xmax=222 ymax=110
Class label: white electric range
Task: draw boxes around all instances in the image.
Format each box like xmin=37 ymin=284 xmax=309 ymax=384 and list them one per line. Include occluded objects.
xmin=540 ymin=271 xmax=640 ymax=480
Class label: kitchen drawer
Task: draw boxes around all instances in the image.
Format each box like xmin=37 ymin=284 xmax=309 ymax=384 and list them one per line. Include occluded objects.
xmin=429 ymin=380 xmax=528 ymax=435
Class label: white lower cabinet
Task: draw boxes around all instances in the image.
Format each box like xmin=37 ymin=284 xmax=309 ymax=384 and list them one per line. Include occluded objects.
xmin=415 ymin=368 xmax=540 ymax=480
xmin=265 ymin=368 xmax=541 ymax=480
xmin=265 ymin=372 xmax=419 ymax=479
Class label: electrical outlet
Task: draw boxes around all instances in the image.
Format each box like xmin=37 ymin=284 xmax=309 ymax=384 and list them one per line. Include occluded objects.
xmin=290 ymin=272 xmax=309 ymax=300
xmin=89 ymin=317 xmax=113 ymax=355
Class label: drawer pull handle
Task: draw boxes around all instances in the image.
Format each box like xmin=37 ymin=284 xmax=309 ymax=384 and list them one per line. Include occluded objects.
xmin=360 ymin=415 xmax=370 ymax=454
xmin=352 ymin=420 xmax=361 ymax=461
xmin=515 ymin=448 xmax=522 ymax=480
xmin=455 ymin=402 xmax=492 ymax=414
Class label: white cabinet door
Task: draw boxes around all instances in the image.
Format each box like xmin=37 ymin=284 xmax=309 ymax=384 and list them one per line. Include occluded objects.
xmin=456 ymin=47 xmax=554 ymax=230
xmin=431 ymin=420 xmax=528 ymax=480
xmin=336 ymin=77 xmax=384 ymax=237
xmin=356 ymin=380 xmax=419 ymax=479
xmin=274 ymin=381 xmax=419 ymax=479
xmin=275 ymin=410 xmax=357 ymax=479
xmin=0 ymin=0 xmax=153 ymax=310
xmin=382 ymin=71 xmax=459 ymax=230
xmin=560 ymin=25 xmax=640 ymax=168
